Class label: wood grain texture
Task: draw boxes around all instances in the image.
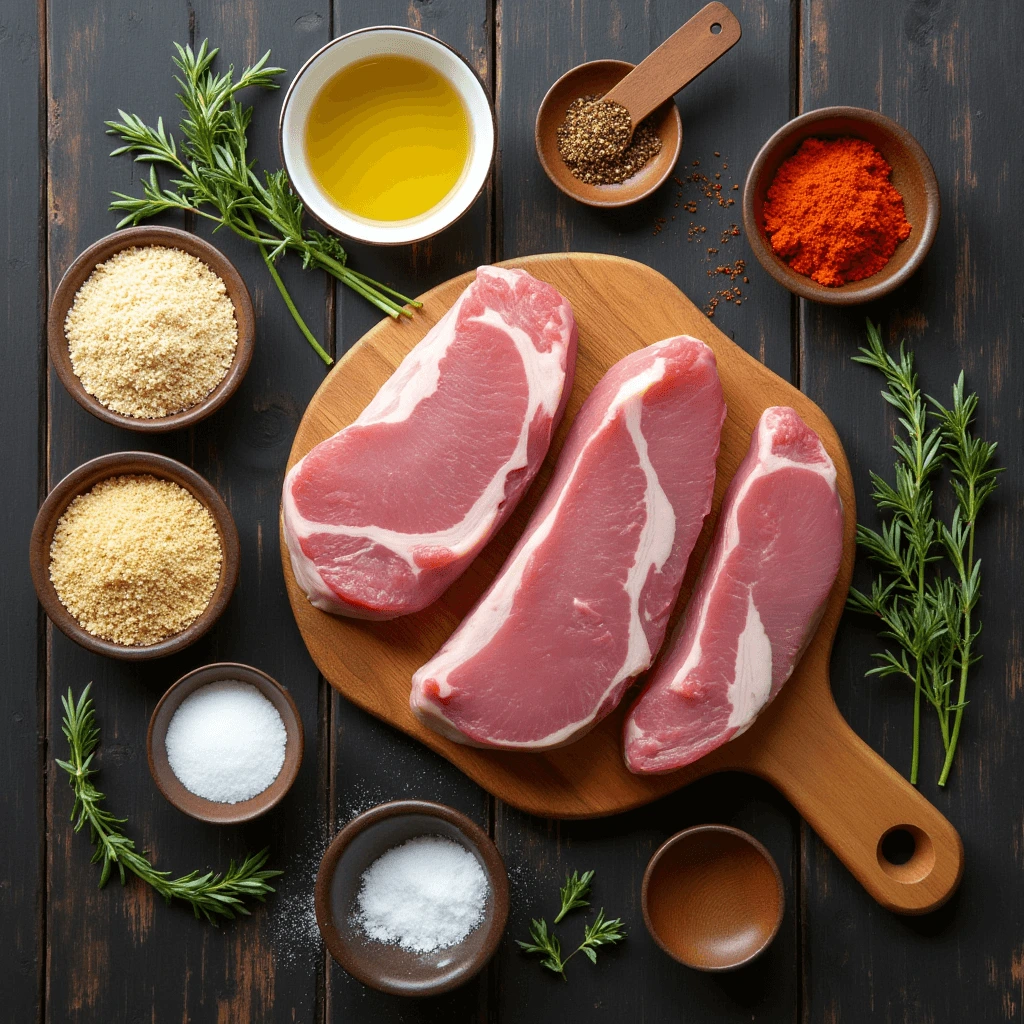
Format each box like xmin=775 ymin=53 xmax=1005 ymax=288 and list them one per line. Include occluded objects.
xmin=493 ymin=3 xmax=802 ymax=1019
xmin=283 ymin=252 xmax=961 ymax=915
xmin=13 ymin=0 xmax=1020 ymax=1019
xmin=0 ymin=0 xmax=44 ymax=1017
xmin=798 ymin=0 xmax=1024 ymax=1020
xmin=45 ymin=3 xmax=331 ymax=1021
xmin=604 ymin=1 xmax=743 ymax=126
xmin=324 ymin=3 xmax=496 ymax=1021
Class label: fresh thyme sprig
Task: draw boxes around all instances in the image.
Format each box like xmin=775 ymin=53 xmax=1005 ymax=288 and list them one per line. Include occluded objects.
xmin=847 ymin=321 xmax=1000 ymax=786
xmin=554 ymin=869 xmax=593 ymax=923
xmin=56 ymin=685 xmax=281 ymax=924
xmin=517 ymin=869 xmax=625 ymax=978
xmin=105 ymin=40 xmax=421 ymax=366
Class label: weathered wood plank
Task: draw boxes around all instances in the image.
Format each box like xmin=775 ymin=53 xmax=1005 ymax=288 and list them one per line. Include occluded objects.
xmin=495 ymin=1 xmax=799 ymax=1020
xmin=0 ymin=0 xmax=44 ymax=1018
xmin=45 ymin=3 xmax=330 ymax=1020
xmin=799 ymin=1 xmax=1024 ymax=1020
xmin=188 ymin=3 xmax=335 ymax=1020
xmin=324 ymin=3 xmax=495 ymax=1021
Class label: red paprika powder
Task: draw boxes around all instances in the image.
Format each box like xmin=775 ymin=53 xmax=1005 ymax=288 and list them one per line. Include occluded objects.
xmin=762 ymin=137 xmax=912 ymax=287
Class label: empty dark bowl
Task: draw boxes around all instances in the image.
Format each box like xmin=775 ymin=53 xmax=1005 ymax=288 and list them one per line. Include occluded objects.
xmin=742 ymin=106 xmax=939 ymax=303
xmin=147 ymin=662 xmax=304 ymax=825
xmin=47 ymin=226 xmax=255 ymax=431
xmin=315 ymin=800 xmax=509 ymax=996
xmin=28 ymin=451 xmax=240 ymax=660
xmin=642 ymin=824 xmax=784 ymax=971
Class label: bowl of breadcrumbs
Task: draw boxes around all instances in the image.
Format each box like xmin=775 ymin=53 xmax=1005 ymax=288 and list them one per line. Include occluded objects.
xmin=29 ymin=451 xmax=240 ymax=659
xmin=48 ymin=226 xmax=255 ymax=431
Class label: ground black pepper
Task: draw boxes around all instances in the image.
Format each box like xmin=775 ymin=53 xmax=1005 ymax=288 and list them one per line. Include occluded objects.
xmin=556 ymin=96 xmax=663 ymax=185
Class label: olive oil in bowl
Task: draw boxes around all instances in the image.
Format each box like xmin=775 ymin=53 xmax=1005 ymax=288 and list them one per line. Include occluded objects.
xmin=305 ymin=55 xmax=471 ymax=223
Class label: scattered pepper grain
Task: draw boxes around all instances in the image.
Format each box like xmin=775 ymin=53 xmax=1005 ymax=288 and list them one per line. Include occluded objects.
xmin=65 ymin=246 xmax=238 ymax=419
xmin=556 ymin=96 xmax=662 ymax=185
xmin=49 ymin=474 xmax=222 ymax=646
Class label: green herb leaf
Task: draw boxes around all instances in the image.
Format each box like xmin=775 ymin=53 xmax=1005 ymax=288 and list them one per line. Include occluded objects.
xmin=57 ymin=684 xmax=282 ymax=924
xmin=518 ymin=871 xmax=625 ymax=980
xmin=849 ymin=320 xmax=1000 ymax=786
xmin=107 ymin=39 xmax=422 ymax=366
xmin=554 ymin=869 xmax=594 ymax=923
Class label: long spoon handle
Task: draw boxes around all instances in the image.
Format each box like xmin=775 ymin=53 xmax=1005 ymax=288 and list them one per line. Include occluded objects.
xmin=604 ymin=2 xmax=742 ymax=128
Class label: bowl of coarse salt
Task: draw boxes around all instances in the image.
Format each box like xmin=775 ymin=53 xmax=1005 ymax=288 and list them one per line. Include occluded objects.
xmin=315 ymin=800 xmax=510 ymax=996
xmin=147 ymin=662 xmax=304 ymax=825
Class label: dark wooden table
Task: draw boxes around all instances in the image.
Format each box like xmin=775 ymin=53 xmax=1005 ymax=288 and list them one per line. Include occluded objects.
xmin=4 ymin=1 xmax=1021 ymax=1020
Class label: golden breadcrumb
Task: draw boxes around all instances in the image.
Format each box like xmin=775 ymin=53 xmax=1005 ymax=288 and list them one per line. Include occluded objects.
xmin=49 ymin=475 xmax=222 ymax=646
xmin=65 ymin=246 xmax=237 ymax=419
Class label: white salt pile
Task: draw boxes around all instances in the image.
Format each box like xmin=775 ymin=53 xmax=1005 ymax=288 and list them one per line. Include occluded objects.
xmin=165 ymin=680 xmax=287 ymax=803
xmin=354 ymin=836 xmax=489 ymax=953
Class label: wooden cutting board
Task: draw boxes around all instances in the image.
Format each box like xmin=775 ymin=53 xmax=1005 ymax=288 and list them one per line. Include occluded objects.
xmin=282 ymin=253 xmax=962 ymax=914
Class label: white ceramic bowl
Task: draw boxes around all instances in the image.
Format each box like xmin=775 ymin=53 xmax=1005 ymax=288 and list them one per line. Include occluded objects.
xmin=280 ymin=26 xmax=495 ymax=246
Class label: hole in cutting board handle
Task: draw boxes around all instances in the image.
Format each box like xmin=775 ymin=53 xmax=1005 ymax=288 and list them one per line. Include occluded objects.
xmin=710 ymin=22 xmax=723 ymax=33
xmin=877 ymin=824 xmax=936 ymax=884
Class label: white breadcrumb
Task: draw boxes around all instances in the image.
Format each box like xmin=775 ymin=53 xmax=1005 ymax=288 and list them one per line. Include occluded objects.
xmin=65 ymin=245 xmax=237 ymax=419
xmin=49 ymin=475 xmax=222 ymax=646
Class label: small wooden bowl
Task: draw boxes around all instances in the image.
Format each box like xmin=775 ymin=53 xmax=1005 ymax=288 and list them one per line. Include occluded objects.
xmin=147 ymin=663 xmax=304 ymax=825
xmin=642 ymin=825 xmax=784 ymax=971
xmin=47 ymin=226 xmax=255 ymax=431
xmin=535 ymin=60 xmax=683 ymax=208
xmin=315 ymin=800 xmax=509 ymax=997
xmin=742 ymin=106 xmax=939 ymax=304
xmin=29 ymin=451 xmax=240 ymax=660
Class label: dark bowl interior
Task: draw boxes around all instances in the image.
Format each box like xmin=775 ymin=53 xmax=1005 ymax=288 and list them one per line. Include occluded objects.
xmin=315 ymin=801 xmax=509 ymax=996
xmin=47 ymin=225 xmax=255 ymax=431
xmin=28 ymin=451 xmax=240 ymax=660
xmin=742 ymin=106 xmax=940 ymax=304
xmin=147 ymin=662 xmax=304 ymax=825
xmin=642 ymin=825 xmax=785 ymax=971
xmin=535 ymin=60 xmax=682 ymax=208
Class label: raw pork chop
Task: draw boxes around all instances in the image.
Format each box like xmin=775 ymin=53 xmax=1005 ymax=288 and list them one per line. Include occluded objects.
xmin=411 ymin=336 xmax=726 ymax=749
xmin=624 ymin=406 xmax=844 ymax=774
xmin=282 ymin=265 xmax=577 ymax=619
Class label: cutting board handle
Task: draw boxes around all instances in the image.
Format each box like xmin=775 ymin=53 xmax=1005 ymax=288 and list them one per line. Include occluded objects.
xmin=752 ymin=673 xmax=964 ymax=915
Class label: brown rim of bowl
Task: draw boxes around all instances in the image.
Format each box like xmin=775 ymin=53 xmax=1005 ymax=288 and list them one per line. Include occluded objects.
xmin=641 ymin=824 xmax=785 ymax=972
xmin=28 ymin=451 xmax=240 ymax=660
xmin=278 ymin=25 xmax=497 ymax=247
xmin=47 ymin=225 xmax=255 ymax=432
xmin=742 ymin=106 xmax=940 ymax=304
xmin=147 ymin=662 xmax=304 ymax=825
xmin=314 ymin=799 xmax=510 ymax=996
xmin=534 ymin=59 xmax=683 ymax=208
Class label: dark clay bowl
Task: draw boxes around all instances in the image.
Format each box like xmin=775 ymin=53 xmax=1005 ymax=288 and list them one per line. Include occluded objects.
xmin=742 ymin=106 xmax=939 ymax=304
xmin=315 ymin=800 xmax=509 ymax=996
xmin=47 ymin=226 xmax=255 ymax=431
xmin=147 ymin=662 xmax=304 ymax=825
xmin=28 ymin=451 xmax=240 ymax=660
xmin=641 ymin=824 xmax=784 ymax=971
xmin=535 ymin=59 xmax=683 ymax=208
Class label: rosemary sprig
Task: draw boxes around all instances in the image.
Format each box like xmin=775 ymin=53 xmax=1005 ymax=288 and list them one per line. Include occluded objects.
xmin=929 ymin=375 xmax=1001 ymax=784
xmin=517 ymin=869 xmax=625 ymax=978
xmin=105 ymin=40 xmax=421 ymax=366
xmin=56 ymin=685 xmax=281 ymax=924
xmin=848 ymin=321 xmax=1000 ymax=786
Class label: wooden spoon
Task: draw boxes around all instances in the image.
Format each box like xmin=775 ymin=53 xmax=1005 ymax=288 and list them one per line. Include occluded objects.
xmin=605 ymin=1 xmax=742 ymax=148
xmin=534 ymin=2 xmax=741 ymax=207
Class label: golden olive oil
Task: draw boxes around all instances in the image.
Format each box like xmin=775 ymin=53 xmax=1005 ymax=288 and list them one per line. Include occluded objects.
xmin=305 ymin=55 xmax=470 ymax=222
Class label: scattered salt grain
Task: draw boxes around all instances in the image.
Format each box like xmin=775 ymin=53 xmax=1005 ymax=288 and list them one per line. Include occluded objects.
xmin=354 ymin=836 xmax=489 ymax=954
xmin=165 ymin=680 xmax=286 ymax=803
